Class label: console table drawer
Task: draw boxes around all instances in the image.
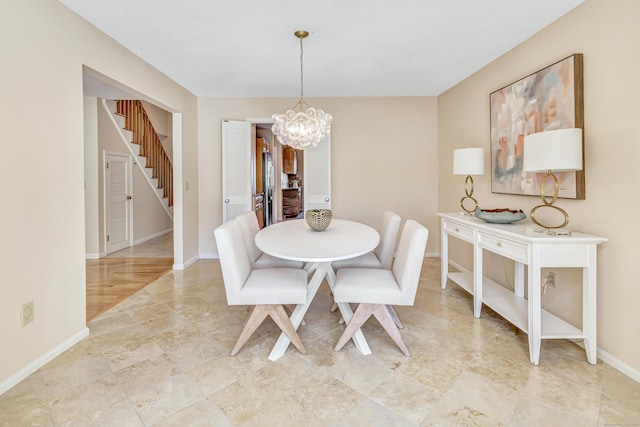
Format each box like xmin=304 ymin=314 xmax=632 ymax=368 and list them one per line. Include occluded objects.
xmin=443 ymin=220 xmax=474 ymax=243
xmin=478 ymin=232 xmax=528 ymax=263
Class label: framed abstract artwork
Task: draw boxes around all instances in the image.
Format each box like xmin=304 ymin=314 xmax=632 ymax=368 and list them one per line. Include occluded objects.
xmin=490 ymin=54 xmax=585 ymax=199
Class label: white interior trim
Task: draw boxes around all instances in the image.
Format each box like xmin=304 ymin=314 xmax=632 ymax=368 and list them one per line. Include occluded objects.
xmin=132 ymin=228 xmax=172 ymax=246
xmin=0 ymin=328 xmax=89 ymax=396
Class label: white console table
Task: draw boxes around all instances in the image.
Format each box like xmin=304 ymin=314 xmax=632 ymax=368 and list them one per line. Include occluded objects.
xmin=438 ymin=212 xmax=607 ymax=365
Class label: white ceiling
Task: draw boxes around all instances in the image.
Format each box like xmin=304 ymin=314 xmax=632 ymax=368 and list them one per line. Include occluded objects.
xmin=63 ymin=0 xmax=584 ymax=98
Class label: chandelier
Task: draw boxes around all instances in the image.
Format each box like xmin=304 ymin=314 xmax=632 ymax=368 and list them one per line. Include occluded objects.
xmin=272 ymin=30 xmax=332 ymax=150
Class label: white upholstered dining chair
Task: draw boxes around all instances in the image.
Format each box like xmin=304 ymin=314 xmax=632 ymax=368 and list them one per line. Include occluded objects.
xmin=236 ymin=211 xmax=304 ymax=269
xmin=331 ymin=210 xmax=403 ymax=326
xmin=214 ymin=220 xmax=308 ymax=356
xmin=331 ymin=210 xmax=401 ymax=270
xmin=332 ymin=220 xmax=429 ymax=357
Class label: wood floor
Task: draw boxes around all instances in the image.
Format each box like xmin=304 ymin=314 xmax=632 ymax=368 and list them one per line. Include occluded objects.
xmin=86 ymin=257 xmax=174 ymax=321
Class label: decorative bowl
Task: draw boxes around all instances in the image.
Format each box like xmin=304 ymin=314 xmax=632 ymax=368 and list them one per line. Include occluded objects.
xmin=474 ymin=207 xmax=526 ymax=224
xmin=305 ymin=209 xmax=332 ymax=231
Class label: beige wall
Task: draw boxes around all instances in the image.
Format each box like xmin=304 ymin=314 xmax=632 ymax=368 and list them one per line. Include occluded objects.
xmin=438 ymin=0 xmax=640 ymax=376
xmin=0 ymin=0 xmax=198 ymax=389
xmin=198 ymin=97 xmax=439 ymax=257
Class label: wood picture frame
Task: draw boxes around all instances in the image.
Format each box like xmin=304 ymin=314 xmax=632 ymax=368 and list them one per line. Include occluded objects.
xmin=490 ymin=54 xmax=585 ymax=199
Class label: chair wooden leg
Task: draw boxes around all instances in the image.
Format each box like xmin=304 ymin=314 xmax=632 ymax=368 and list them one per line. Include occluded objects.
xmin=284 ymin=304 xmax=305 ymax=326
xmin=335 ymin=303 xmax=355 ymax=325
xmin=373 ymin=304 xmax=411 ymax=357
xmin=242 ymin=305 xmax=256 ymax=326
xmin=268 ymin=305 xmax=307 ymax=355
xmin=231 ymin=305 xmax=270 ymax=356
xmin=233 ymin=305 xmax=307 ymax=356
xmin=334 ymin=303 xmax=375 ymax=352
xmin=387 ymin=305 xmax=404 ymax=329
xmin=334 ymin=303 xmax=411 ymax=357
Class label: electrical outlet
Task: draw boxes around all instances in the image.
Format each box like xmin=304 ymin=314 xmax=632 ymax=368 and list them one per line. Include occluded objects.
xmin=21 ymin=301 xmax=34 ymax=326
xmin=547 ymin=272 xmax=556 ymax=288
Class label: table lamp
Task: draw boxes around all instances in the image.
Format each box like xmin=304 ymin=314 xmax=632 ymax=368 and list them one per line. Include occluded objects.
xmin=453 ymin=147 xmax=485 ymax=215
xmin=523 ymin=128 xmax=583 ymax=233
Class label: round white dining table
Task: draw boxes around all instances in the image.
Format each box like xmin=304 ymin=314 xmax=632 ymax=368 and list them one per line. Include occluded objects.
xmin=255 ymin=219 xmax=379 ymax=361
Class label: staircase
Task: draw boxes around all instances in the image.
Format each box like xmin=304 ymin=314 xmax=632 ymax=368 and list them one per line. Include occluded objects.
xmin=102 ymin=99 xmax=173 ymax=218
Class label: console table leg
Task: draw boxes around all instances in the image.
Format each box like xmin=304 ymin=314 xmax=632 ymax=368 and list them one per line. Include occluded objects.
xmin=440 ymin=222 xmax=448 ymax=289
xmin=528 ymin=254 xmax=542 ymax=365
xmin=584 ymin=257 xmax=598 ymax=364
xmin=473 ymin=241 xmax=483 ymax=318
xmin=514 ymin=262 xmax=525 ymax=298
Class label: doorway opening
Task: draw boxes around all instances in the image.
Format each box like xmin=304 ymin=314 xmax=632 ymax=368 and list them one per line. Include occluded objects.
xmin=254 ymin=123 xmax=304 ymax=227
xmin=83 ymin=67 xmax=180 ymax=320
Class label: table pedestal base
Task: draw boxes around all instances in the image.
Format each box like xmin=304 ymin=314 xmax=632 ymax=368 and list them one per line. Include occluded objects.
xmin=268 ymin=261 xmax=372 ymax=361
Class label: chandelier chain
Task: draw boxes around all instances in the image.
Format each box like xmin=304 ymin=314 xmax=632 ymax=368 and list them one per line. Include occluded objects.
xmin=299 ymin=35 xmax=304 ymax=100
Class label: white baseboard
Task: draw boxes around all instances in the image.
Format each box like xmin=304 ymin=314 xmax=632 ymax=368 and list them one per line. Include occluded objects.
xmin=133 ymin=228 xmax=172 ymax=246
xmin=88 ymin=230 xmax=172 ymax=260
xmin=199 ymin=253 xmax=219 ymax=259
xmin=592 ymin=345 xmax=640 ymax=383
xmin=173 ymin=254 xmax=199 ymax=270
xmin=447 ymin=259 xmax=466 ymax=272
xmin=425 ymin=252 xmax=439 ymax=258
xmin=0 ymin=327 xmax=90 ymax=396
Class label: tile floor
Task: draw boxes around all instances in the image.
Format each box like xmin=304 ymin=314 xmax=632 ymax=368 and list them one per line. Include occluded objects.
xmin=1 ymin=258 xmax=639 ymax=426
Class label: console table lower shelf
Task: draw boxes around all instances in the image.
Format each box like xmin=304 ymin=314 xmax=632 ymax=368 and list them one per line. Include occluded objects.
xmin=448 ymin=271 xmax=584 ymax=339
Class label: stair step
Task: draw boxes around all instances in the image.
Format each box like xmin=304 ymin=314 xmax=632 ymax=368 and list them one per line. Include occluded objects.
xmin=113 ymin=114 xmax=125 ymax=129
xmin=122 ymin=128 xmax=133 ymax=141
xmin=129 ymin=142 xmax=141 ymax=157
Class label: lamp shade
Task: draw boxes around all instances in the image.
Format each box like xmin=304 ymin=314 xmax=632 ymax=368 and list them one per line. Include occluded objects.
xmin=523 ymin=128 xmax=583 ymax=172
xmin=453 ymin=147 xmax=485 ymax=175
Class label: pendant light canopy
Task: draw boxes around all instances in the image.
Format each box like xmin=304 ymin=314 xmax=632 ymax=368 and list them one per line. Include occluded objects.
xmin=272 ymin=30 xmax=332 ymax=150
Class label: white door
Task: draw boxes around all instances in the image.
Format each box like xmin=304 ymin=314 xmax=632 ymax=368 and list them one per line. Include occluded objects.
xmin=222 ymin=120 xmax=253 ymax=222
xmin=105 ymin=153 xmax=132 ymax=254
xmin=304 ymin=134 xmax=332 ymax=210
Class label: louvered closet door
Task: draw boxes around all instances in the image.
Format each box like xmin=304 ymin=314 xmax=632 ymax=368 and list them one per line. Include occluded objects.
xmin=304 ymin=134 xmax=332 ymax=210
xmin=222 ymin=120 xmax=252 ymax=222
xmin=105 ymin=153 xmax=131 ymax=254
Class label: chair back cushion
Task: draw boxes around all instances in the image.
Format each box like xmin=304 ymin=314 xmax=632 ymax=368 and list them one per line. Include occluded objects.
xmin=214 ymin=220 xmax=252 ymax=305
xmin=236 ymin=211 xmax=263 ymax=263
xmin=374 ymin=210 xmax=402 ymax=268
xmin=392 ymin=220 xmax=429 ymax=303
